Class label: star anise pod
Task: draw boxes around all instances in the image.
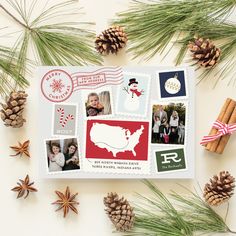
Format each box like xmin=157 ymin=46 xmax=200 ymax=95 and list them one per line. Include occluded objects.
xmin=10 ymin=140 xmax=30 ymax=157
xmin=11 ymin=175 xmax=38 ymax=199
xmin=52 ymin=186 xmax=79 ymax=218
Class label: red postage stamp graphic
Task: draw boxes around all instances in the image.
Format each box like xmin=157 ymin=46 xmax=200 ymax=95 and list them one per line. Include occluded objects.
xmin=85 ymin=119 xmax=149 ymax=161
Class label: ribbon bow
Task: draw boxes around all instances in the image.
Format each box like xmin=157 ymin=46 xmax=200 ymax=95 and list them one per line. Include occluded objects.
xmin=200 ymin=120 xmax=236 ymax=145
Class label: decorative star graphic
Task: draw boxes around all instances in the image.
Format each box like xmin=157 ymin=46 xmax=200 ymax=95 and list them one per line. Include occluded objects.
xmin=50 ymin=79 xmax=65 ymax=93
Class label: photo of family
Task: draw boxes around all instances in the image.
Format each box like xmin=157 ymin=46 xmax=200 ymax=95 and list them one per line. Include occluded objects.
xmin=151 ymin=103 xmax=186 ymax=145
xmin=83 ymin=88 xmax=112 ymax=117
xmin=46 ymin=138 xmax=80 ymax=173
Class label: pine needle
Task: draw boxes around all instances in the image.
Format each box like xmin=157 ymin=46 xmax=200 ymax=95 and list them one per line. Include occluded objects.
xmin=15 ymin=30 xmax=30 ymax=78
xmin=123 ymin=180 xmax=235 ymax=236
xmin=0 ymin=45 xmax=28 ymax=97
xmin=31 ymin=24 xmax=101 ymax=66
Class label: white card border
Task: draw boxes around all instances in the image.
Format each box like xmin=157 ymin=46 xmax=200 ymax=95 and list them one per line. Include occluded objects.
xmin=38 ymin=66 xmax=195 ymax=179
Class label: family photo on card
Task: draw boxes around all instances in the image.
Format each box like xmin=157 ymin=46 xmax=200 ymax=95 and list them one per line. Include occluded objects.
xmin=151 ymin=102 xmax=186 ymax=145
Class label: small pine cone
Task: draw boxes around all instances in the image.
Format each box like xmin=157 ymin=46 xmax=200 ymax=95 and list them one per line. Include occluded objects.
xmin=104 ymin=192 xmax=135 ymax=232
xmin=0 ymin=91 xmax=28 ymax=128
xmin=188 ymin=37 xmax=221 ymax=68
xmin=204 ymin=171 xmax=235 ymax=206
xmin=95 ymin=26 xmax=128 ymax=55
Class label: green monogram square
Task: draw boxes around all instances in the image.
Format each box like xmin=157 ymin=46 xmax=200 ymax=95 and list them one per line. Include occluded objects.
xmin=155 ymin=148 xmax=186 ymax=172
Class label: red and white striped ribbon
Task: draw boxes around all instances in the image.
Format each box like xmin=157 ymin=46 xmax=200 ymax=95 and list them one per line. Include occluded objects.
xmin=200 ymin=120 xmax=236 ymax=145
xmin=57 ymin=108 xmax=64 ymax=124
xmin=61 ymin=114 xmax=74 ymax=127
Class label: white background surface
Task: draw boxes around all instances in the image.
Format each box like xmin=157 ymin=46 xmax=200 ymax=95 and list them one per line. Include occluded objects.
xmin=0 ymin=0 xmax=235 ymax=235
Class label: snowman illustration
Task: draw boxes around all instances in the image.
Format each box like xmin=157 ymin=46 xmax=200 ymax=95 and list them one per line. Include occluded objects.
xmin=123 ymin=78 xmax=144 ymax=111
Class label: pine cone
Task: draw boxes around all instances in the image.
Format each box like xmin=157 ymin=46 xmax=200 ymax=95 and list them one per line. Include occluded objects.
xmin=204 ymin=171 xmax=235 ymax=206
xmin=188 ymin=37 xmax=221 ymax=68
xmin=0 ymin=91 xmax=28 ymax=128
xmin=104 ymin=192 xmax=135 ymax=232
xmin=95 ymin=26 xmax=128 ymax=55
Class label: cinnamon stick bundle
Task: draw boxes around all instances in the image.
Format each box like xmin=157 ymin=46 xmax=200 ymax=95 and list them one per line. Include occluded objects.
xmin=205 ymin=98 xmax=236 ymax=154
xmin=215 ymin=106 xmax=236 ymax=154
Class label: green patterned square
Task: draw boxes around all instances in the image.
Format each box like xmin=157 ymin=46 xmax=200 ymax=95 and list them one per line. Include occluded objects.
xmin=155 ymin=148 xmax=186 ymax=172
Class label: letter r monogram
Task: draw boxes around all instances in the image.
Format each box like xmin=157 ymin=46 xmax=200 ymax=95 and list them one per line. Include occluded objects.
xmin=161 ymin=152 xmax=181 ymax=164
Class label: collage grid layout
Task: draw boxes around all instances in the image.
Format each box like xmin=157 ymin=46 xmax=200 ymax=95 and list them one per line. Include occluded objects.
xmin=42 ymin=67 xmax=189 ymax=176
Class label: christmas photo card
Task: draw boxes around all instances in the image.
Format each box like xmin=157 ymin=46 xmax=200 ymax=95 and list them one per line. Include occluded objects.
xmin=38 ymin=66 xmax=195 ymax=179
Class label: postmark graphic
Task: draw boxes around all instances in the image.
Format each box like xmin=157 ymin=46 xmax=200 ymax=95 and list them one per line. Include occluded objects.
xmin=155 ymin=148 xmax=186 ymax=172
xmin=41 ymin=69 xmax=74 ymax=102
xmin=158 ymin=70 xmax=186 ymax=99
xmin=71 ymin=67 xmax=123 ymax=91
xmin=86 ymin=120 xmax=149 ymax=161
xmin=53 ymin=104 xmax=77 ymax=136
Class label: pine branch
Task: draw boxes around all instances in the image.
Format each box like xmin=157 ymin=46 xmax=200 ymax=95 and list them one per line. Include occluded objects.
xmin=124 ymin=180 xmax=235 ymax=236
xmin=114 ymin=0 xmax=236 ymax=85
xmin=115 ymin=0 xmax=236 ymax=59
xmin=0 ymin=0 xmax=102 ymax=96
xmin=6 ymin=0 xmax=102 ymax=66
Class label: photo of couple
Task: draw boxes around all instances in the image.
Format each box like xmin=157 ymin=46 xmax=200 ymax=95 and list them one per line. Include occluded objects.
xmin=151 ymin=103 xmax=186 ymax=145
xmin=46 ymin=138 xmax=80 ymax=172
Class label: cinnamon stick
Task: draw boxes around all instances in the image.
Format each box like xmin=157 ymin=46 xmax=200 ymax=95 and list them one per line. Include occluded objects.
xmin=205 ymin=98 xmax=231 ymax=150
xmin=208 ymin=99 xmax=236 ymax=152
xmin=215 ymin=106 xmax=236 ymax=154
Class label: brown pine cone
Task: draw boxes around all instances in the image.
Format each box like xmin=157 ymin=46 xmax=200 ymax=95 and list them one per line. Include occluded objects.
xmin=0 ymin=91 xmax=28 ymax=128
xmin=95 ymin=26 xmax=128 ymax=55
xmin=204 ymin=171 xmax=235 ymax=206
xmin=104 ymin=192 xmax=135 ymax=232
xmin=188 ymin=37 xmax=221 ymax=68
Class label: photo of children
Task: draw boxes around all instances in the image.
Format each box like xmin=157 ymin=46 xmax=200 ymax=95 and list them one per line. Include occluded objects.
xmin=151 ymin=103 xmax=186 ymax=145
xmin=46 ymin=138 xmax=80 ymax=173
xmin=84 ymin=88 xmax=112 ymax=117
